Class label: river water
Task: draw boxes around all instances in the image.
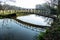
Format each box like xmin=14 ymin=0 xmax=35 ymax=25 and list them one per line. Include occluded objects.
xmin=17 ymin=14 xmax=53 ymax=26
xmin=0 ymin=14 xmax=53 ymax=40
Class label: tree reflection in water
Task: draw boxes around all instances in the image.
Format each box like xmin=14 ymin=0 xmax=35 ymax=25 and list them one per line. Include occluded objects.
xmin=2 ymin=19 xmax=8 ymax=27
xmin=0 ymin=18 xmax=45 ymax=40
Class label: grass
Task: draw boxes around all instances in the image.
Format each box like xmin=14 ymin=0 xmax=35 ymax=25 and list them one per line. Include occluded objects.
xmin=0 ymin=10 xmax=31 ymax=16
xmin=0 ymin=10 xmax=15 ymax=15
xmin=0 ymin=10 xmax=31 ymax=19
xmin=37 ymin=32 xmax=46 ymax=40
xmin=16 ymin=12 xmax=30 ymax=17
xmin=37 ymin=18 xmax=60 ymax=40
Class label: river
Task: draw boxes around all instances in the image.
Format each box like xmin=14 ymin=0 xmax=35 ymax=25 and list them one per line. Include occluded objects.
xmin=0 ymin=14 xmax=53 ymax=40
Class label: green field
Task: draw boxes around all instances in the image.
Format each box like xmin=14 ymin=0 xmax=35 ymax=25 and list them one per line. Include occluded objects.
xmin=0 ymin=10 xmax=16 ymax=15
xmin=0 ymin=10 xmax=31 ymax=18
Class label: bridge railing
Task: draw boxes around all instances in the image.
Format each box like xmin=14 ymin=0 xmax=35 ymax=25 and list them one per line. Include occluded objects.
xmin=0 ymin=9 xmax=50 ymax=16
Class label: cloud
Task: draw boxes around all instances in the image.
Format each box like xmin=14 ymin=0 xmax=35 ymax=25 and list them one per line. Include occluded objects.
xmin=15 ymin=0 xmax=48 ymax=8
xmin=0 ymin=0 xmax=50 ymax=8
xmin=8 ymin=0 xmax=16 ymax=2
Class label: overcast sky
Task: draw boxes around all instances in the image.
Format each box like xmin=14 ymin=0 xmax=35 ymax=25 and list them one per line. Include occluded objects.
xmin=0 ymin=0 xmax=49 ymax=9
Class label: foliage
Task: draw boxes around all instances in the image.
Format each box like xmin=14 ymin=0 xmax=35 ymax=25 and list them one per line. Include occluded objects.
xmin=0 ymin=0 xmax=21 ymax=10
xmin=37 ymin=21 xmax=60 ymax=40
xmin=37 ymin=32 xmax=45 ymax=40
xmin=0 ymin=1 xmax=3 ymax=10
xmin=44 ymin=22 xmax=60 ymax=40
xmin=37 ymin=0 xmax=60 ymax=40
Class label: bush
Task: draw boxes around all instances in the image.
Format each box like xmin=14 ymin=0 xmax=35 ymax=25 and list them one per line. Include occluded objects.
xmin=38 ymin=26 xmax=60 ymax=40
xmin=37 ymin=32 xmax=45 ymax=40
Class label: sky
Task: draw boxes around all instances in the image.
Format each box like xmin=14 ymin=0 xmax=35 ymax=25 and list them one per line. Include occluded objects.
xmin=0 ymin=0 xmax=49 ymax=9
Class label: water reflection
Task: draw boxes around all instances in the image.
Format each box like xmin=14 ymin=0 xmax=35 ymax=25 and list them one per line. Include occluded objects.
xmin=14 ymin=19 xmax=46 ymax=32
xmin=17 ymin=14 xmax=53 ymax=26
xmin=0 ymin=18 xmax=45 ymax=40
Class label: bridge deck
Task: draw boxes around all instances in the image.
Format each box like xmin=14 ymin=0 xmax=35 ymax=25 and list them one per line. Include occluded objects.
xmin=0 ymin=10 xmax=57 ymax=19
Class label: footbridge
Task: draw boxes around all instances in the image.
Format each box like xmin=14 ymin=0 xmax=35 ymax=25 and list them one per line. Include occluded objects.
xmin=0 ymin=9 xmax=49 ymax=16
xmin=0 ymin=9 xmax=56 ymax=19
xmin=0 ymin=9 xmax=56 ymax=29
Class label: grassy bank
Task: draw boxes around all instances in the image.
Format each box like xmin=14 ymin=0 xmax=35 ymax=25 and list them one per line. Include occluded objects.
xmin=0 ymin=11 xmax=31 ymax=19
xmin=37 ymin=18 xmax=60 ymax=40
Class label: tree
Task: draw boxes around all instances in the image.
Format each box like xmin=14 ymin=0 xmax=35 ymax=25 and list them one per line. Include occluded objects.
xmin=58 ymin=0 xmax=60 ymax=18
xmin=2 ymin=0 xmax=16 ymax=10
xmin=38 ymin=0 xmax=60 ymax=40
xmin=0 ymin=0 xmax=16 ymax=14
xmin=0 ymin=1 xmax=3 ymax=10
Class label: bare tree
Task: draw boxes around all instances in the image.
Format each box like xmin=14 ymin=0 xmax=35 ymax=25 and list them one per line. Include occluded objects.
xmin=0 ymin=1 xmax=3 ymax=10
xmin=1 ymin=0 xmax=16 ymax=14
